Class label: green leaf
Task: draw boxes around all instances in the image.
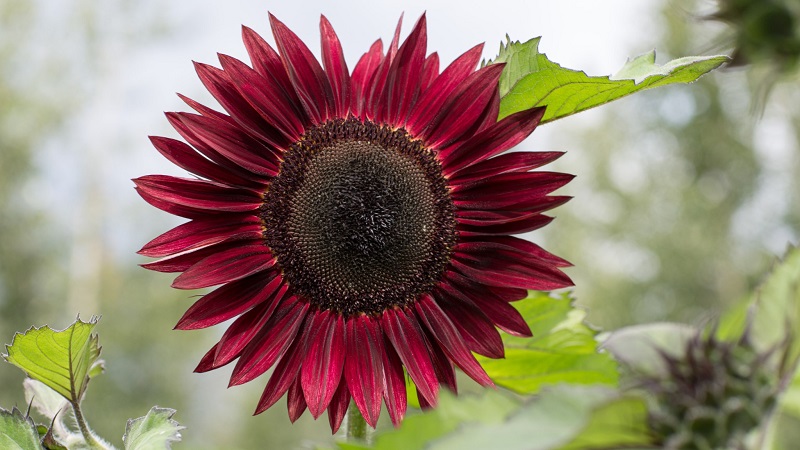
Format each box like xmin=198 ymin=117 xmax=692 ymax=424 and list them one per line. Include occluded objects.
xmin=3 ymin=317 xmax=102 ymax=404
xmin=601 ymin=322 xmax=697 ymax=376
xmin=123 ymin=407 xmax=184 ymax=450
xmin=348 ymin=386 xmax=654 ymax=450
xmin=339 ymin=390 xmax=519 ymax=450
xmin=749 ymin=247 xmax=800 ymax=363
xmin=23 ymin=379 xmax=79 ymax=448
xmin=0 ymin=407 xmax=41 ymax=450
xmin=477 ymin=292 xmax=618 ymax=395
xmin=489 ymin=37 xmax=729 ymax=123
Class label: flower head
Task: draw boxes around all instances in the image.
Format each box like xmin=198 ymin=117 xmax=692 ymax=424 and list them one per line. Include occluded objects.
xmin=135 ymin=13 xmax=573 ymax=432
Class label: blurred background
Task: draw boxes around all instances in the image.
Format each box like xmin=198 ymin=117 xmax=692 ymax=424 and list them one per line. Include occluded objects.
xmin=0 ymin=0 xmax=798 ymax=448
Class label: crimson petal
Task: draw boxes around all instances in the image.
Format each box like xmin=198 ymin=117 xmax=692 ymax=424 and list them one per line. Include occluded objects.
xmin=419 ymin=52 xmax=439 ymax=93
xmin=418 ymin=64 xmax=505 ymax=149
xmin=194 ymin=61 xmax=289 ymax=149
xmin=320 ymin=15 xmax=351 ymax=118
xmin=148 ymin=136 xmax=259 ymax=188
xmin=141 ymin=240 xmax=247 ymax=273
xmin=448 ymin=151 xmax=564 ymax=186
xmin=177 ymin=112 xmax=281 ymax=177
xmin=381 ymin=336 xmax=407 ymax=427
xmin=134 ymin=175 xmax=262 ymax=213
xmin=287 ymin=376 xmax=308 ymax=423
xmin=415 ymin=295 xmax=493 ymax=386
xmin=350 ymin=39 xmax=383 ymax=118
xmin=327 ymin=380 xmax=351 ymax=433
xmin=441 ymin=107 xmax=547 ymax=176
xmin=172 ymin=244 xmax=275 ymax=289
xmin=406 ymin=43 xmax=483 ymax=134
xmin=301 ymin=311 xmax=346 ymax=418
xmin=139 ymin=214 xmax=261 ymax=258
xmin=379 ymin=13 xmax=427 ymax=125
xmin=229 ymin=299 xmax=308 ymax=386
xmin=344 ymin=315 xmax=384 ymax=427
xmin=382 ymin=307 xmax=439 ymax=406
xmin=434 ymin=288 xmax=505 ymax=358
xmin=174 ymin=272 xmax=279 ymax=330
xmin=241 ymin=25 xmax=306 ymax=122
xmin=201 ymin=285 xmax=286 ymax=371
xmin=254 ymin=316 xmax=318 ymax=414
xmin=270 ymin=14 xmax=334 ymax=124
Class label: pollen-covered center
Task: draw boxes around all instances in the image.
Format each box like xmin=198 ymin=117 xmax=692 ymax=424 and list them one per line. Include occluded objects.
xmin=263 ymin=119 xmax=455 ymax=316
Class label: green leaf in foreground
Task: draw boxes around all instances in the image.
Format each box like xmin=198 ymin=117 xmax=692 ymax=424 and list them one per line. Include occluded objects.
xmin=123 ymin=407 xmax=184 ymax=450
xmin=0 ymin=407 xmax=41 ymax=450
xmin=488 ymin=37 xmax=729 ymax=123
xmin=477 ymin=292 xmax=618 ymax=395
xmin=3 ymin=317 xmax=102 ymax=403
xmin=343 ymin=386 xmax=653 ymax=450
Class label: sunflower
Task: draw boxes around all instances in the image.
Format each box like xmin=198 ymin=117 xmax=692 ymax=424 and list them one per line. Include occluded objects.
xmin=135 ymin=13 xmax=573 ymax=432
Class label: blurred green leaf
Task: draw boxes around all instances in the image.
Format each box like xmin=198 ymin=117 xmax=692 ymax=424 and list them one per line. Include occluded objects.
xmin=123 ymin=407 xmax=184 ymax=450
xmin=338 ymin=390 xmax=518 ymax=450
xmin=23 ymin=379 xmax=79 ymax=448
xmin=3 ymin=317 xmax=102 ymax=404
xmin=477 ymin=292 xmax=618 ymax=394
xmin=0 ymin=407 xmax=41 ymax=450
xmin=749 ymin=246 xmax=800 ymax=363
xmin=344 ymin=386 xmax=653 ymax=450
xmin=488 ymin=37 xmax=728 ymax=122
xmin=601 ymin=322 xmax=697 ymax=376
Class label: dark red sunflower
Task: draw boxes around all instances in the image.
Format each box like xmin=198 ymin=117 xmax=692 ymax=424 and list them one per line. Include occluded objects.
xmin=135 ymin=13 xmax=573 ymax=432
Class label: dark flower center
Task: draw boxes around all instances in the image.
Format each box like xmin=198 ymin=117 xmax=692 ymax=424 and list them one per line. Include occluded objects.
xmin=262 ymin=118 xmax=456 ymax=316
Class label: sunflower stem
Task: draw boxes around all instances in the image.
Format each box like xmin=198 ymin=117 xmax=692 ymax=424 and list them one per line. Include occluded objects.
xmin=346 ymin=400 xmax=371 ymax=443
xmin=71 ymin=400 xmax=108 ymax=450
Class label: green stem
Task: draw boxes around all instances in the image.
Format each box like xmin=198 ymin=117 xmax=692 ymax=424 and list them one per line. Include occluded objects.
xmin=71 ymin=401 xmax=107 ymax=450
xmin=346 ymin=400 xmax=371 ymax=443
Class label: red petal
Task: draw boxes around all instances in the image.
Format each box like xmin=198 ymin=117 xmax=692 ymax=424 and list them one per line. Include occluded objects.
xmin=287 ymin=376 xmax=308 ymax=423
xmin=457 ymin=214 xmax=555 ymax=236
xmin=194 ymin=61 xmax=289 ymax=149
xmin=419 ymin=52 xmax=439 ymax=93
xmin=166 ymin=112 xmax=261 ymax=182
xmin=382 ymin=307 xmax=439 ymax=407
xmin=269 ymin=14 xmax=334 ymax=124
xmin=172 ymin=244 xmax=275 ymax=289
xmin=229 ymin=299 xmax=309 ymax=386
xmin=441 ymin=271 xmax=531 ymax=337
xmin=139 ymin=215 xmax=261 ymax=258
xmin=434 ymin=288 xmax=505 ymax=358
xmin=379 ymin=13 xmax=427 ymax=125
xmin=141 ymin=240 xmax=247 ymax=273
xmin=448 ymin=151 xmax=564 ymax=186
xmin=451 ymin=256 xmax=572 ymax=291
xmin=177 ymin=112 xmax=281 ymax=177
xmin=197 ymin=284 xmax=286 ymax=371
xmin=135 ymin=186 xmax=209 ymax=220
xmin=381 ymin=335 xmax=407 ymax=427
xmin=452 ymin=173 xmax=573 ymax=210
xmin=218 ymin=54 xmax=306 ymax=142
xmin=406 ymin=44 xmax=483 ymax=134
xmin=301 ymin=311 xmax=346 ymax=418
xmin=320 ymin=16 xmax=351 ymax=118
xmin=415 ymin=295 xmax=493 ymax=386
xmin=148 ymin=136 xmax=260 ymax=188
xmin=455 ymin=204 xmax=566 ymax=227
xmin=175 ymin=272 xmax=279 ymax=330
xmin=344 ymin=315 xmax=384 ymax=427
xmin=441 ymin=107 xmax=546 ymax=176
xmin=364 ymin=14 xmax=404 ymax=120
xmin=255 ymin=315 xmax=317 ymax=414
xmin=327 ymin=379 xmax=351 ymax=433
xmin=421 ymin=64 xmax=505 ymax=149
xmin=350 ymin=39 xmax=383 ymax=118
xmin=241 ymin=25 xmax=305 ymax=120
xmin=178 ymin=93 xmax=230 ymax=121
xmin=457 ymin=236 xmax=572 ymax=268
xmin=134 ymin=175 xmax=262 ymax=213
